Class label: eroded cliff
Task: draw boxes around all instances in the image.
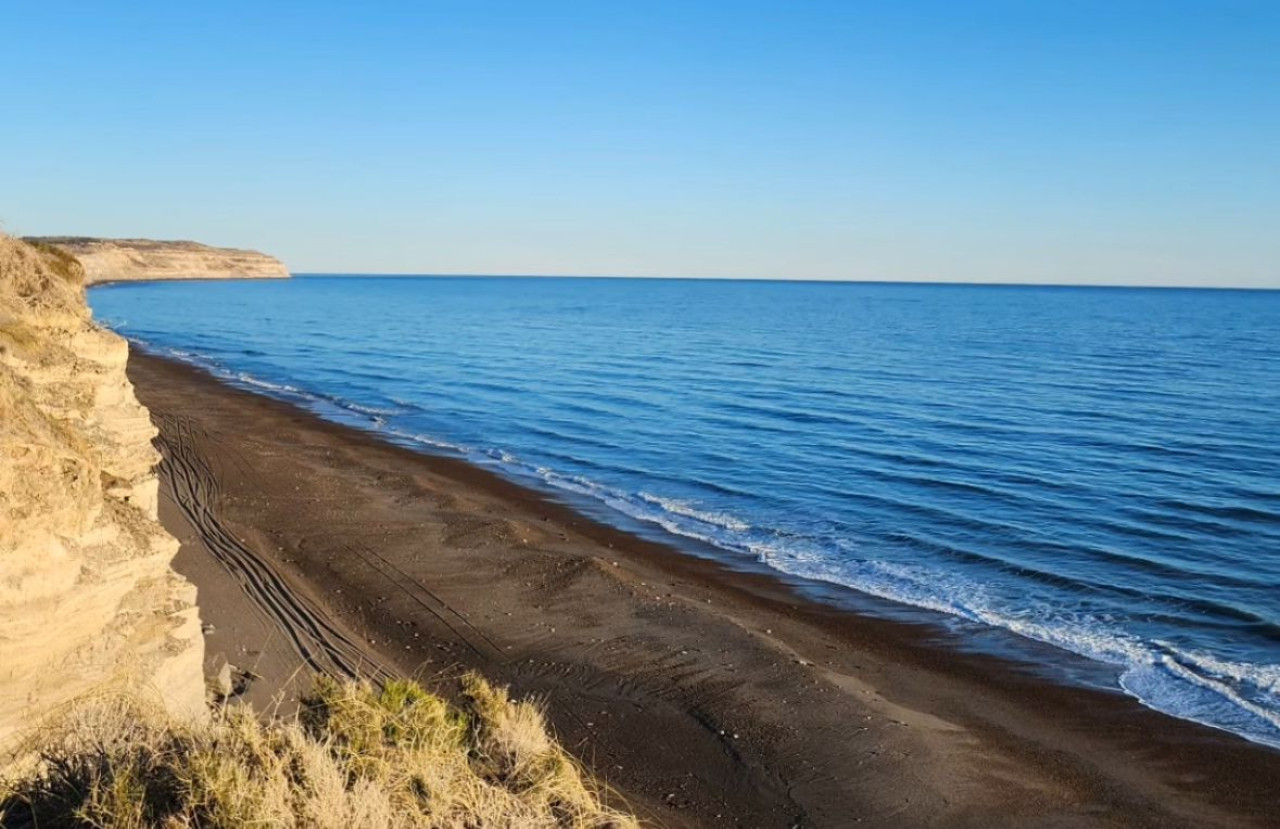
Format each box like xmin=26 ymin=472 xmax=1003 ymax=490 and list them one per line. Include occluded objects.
xmin=26 ymin=237 xmax=290 ymax=285
xmin=0 ymin=235 xmax=205 ymax=754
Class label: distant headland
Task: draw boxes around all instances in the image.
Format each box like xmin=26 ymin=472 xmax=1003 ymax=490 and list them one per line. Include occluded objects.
xmin=25 ymin=237 xmax=290 ymax=285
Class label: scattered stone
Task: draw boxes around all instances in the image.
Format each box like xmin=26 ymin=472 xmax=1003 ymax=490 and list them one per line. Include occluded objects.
xmin=209 ymin=662 xmax=234 ymax=699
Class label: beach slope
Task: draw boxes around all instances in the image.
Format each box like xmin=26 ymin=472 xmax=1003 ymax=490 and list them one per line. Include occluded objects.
xmin=124 ymin=351 xmax=1280 ymax=828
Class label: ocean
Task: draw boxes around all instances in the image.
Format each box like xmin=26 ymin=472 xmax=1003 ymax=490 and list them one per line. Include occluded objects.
xmin=90 ymin=276 xmax=1280 ymax=750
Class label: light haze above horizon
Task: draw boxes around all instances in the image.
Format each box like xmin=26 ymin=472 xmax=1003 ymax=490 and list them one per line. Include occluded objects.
xmin=3 ymin=1 xmax=1277 ymax=288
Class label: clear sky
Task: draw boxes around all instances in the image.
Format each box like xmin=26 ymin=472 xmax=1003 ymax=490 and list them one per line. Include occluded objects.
xmin=2 ymin=1 xmax=1277 ymax=286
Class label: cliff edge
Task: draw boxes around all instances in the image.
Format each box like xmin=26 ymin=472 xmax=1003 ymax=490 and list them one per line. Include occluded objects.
xmin=26 ymin=237 xmax=290 ymax=285
xmin=0 ymin=234 xmax=205 ymax=755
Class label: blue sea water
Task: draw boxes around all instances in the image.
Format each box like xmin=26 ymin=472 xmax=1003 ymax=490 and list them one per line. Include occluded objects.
xmin=90 ymin=276 xmax=1280 ymax=749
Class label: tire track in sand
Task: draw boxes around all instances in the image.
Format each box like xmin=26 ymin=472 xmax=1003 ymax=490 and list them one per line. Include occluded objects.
xmin=156 ymin=415 xmax=390 ymax=681
xmin=336 ymin=541 xmax=506 ymax=663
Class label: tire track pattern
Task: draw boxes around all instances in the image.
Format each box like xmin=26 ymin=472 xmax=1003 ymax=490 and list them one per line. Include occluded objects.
xmin=157 ymin=415 xmax=389 ymax=681
xmin=337 ymin=541 xmax=505 ymax=663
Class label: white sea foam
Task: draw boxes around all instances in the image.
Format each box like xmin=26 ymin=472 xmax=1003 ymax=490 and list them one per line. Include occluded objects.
xmin=385 ymin=429 xmax=470 ymax=455
xmin=638 ymin=492 xmax=752 ymax=532
xmin=765 ymin=551 xmax=1280 ymax=749
xmin=234 ymin=372 xmax=307 ymax=396
xmin=339 ymin=400 xmax=404 ymax=417
xmin=467 ymin=452 xmax=1280 ymax=750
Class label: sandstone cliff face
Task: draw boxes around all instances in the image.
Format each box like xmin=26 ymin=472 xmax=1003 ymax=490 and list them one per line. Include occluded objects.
xmin=0 ymin=235 xmax=205 ymax=754
xmin=27 ymin=237 xmax=290 ymax=285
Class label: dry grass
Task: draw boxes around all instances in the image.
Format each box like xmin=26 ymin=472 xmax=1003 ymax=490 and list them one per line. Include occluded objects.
xmin=20 ymin=240 xmax=84 ymax=285
xmin=0 ymin=234 xmax=84 ymax=313
xmin=0 ymin=232 xmax=86 ymax=366
xmin=0 ymin=675 xmax=638 ymax=828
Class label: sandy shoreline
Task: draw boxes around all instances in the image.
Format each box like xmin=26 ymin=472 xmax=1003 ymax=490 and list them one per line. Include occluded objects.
xmin=128 ymin=351 xmax=1280 ymax=828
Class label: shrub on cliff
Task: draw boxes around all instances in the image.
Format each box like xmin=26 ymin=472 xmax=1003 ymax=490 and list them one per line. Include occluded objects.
xmin=0 ymin=675 xmax=637 ymax=829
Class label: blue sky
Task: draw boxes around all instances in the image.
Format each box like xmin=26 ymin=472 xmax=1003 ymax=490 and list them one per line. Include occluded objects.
xmin=2 ymin=1 xmax=1277 ymax=285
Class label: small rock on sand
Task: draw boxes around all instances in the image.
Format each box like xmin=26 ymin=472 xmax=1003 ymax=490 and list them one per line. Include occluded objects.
xmin=209 ymin=662 xmax=237 ymax=699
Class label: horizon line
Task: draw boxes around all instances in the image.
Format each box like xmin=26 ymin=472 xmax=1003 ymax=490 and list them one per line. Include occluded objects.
xmin=289 ymin=272 xmax=1280 ymax=292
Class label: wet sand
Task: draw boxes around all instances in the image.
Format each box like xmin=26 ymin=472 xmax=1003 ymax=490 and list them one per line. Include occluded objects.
xmin=129 ymin=351 xmax=1280 ymax=828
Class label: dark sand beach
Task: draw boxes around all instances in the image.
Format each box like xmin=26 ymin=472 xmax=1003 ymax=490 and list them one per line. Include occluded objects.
xmin=128 ymin=352 xmax=1280 ymax=828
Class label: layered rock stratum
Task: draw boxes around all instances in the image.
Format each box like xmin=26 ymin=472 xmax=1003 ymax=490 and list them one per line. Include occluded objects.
xmin=0 ymin=234 xmax=205 ymax=755
xmin=26 ymin=237 xmax=289 ymax=285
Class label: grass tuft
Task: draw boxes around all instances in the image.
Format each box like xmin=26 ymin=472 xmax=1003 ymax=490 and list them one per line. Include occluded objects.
xmin=0 ymin=676 xmax=638 ymax=828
